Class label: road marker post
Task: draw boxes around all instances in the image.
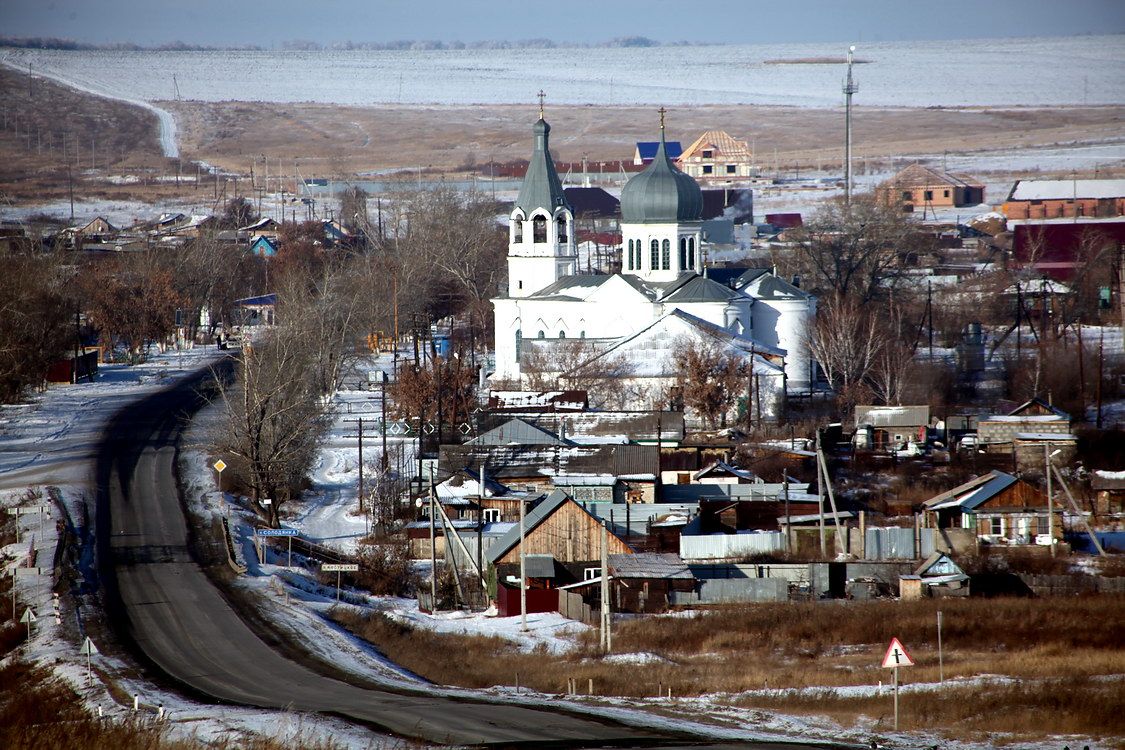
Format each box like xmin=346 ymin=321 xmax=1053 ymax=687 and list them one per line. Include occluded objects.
xmin=881 ymin=637 xmax=915 ymax=730
xmin=937 ymin=610 xmax=944 ymax=684
xmin=322 ymin=563 xmax=359 ymax=602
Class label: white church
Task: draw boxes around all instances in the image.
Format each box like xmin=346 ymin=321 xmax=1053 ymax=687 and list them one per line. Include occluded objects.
xmin=491 ymin=111 xmax=817 ymax=416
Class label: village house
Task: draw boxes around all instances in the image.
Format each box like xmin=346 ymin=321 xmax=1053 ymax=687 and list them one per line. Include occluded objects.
xmin=898 ymin=552 xmax=970 ymax=600
xmin=1090 ymin=470 xmax=1125 ymax=516
xmin=1002 ymin=178 xmax=1125 ymax=220
xmin=977 ymin=398 xmax=1072 ymax=448
xmin=677 ymin=130 xmax=755 ymax=179
xmin=853 ymin=405 xmax=931 ymax=451
xmin=922 ymin=470 xmax=1060 ymax=547
xmin=875 ymin=163 xmax=985 ymax=213
xmin=633 ymin=139 xmax=682 ymax=165
xmin=485 ymin=490 xmax=633 ymax=614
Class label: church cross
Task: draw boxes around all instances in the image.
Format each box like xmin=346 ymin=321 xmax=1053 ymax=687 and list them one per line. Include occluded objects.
xmin=658 ymin=106 xmax=667 ymax=133
xmin=537 ymin=90 xmax=546 ymax=119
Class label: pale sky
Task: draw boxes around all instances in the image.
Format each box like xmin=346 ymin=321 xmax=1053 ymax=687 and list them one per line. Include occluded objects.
xmin=2 ymin=0 xmax=1124 ymax=46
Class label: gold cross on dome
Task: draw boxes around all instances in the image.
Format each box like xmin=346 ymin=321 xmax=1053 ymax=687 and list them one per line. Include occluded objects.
xmin=537 ymin=90 xmax=546 ymax=119
xmin=658 ymin=106 xmax=667 ymax=132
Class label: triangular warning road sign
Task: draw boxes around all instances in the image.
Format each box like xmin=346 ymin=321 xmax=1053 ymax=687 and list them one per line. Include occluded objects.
xmin=81 ymin=637 xmax=99 ymax=656
xmin=20 ymin=607 xmax=37 ymax=624
xmin=881 ymin=637 xmax=915 ymax=668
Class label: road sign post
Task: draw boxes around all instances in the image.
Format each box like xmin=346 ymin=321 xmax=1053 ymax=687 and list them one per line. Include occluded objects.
xmin=937 ymin=610 xmax=944 ymax=684
xmin=256 ymin=528 xmax=298 ymax=568
xmin=20 ymin=606 xmax=36 ymax=641
xmin=80 ymin=636 xmax=99 ymax=685
xmin=322 ymin=563 xmax=359 ymax=602
xmin=881 ymin=637 xmax=915 ymax=730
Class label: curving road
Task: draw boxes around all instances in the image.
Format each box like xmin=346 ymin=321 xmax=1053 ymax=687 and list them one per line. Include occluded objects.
xmin=94 ymin=364 xmax=834 ymax=749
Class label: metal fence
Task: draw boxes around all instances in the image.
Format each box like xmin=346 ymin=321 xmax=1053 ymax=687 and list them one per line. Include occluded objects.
xmin=680 ymin=532 xmax=786 ymax=561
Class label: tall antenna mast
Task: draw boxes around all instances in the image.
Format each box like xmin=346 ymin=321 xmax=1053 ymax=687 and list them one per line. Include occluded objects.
xmin=843 ymin=45 xmax=859 ymax=204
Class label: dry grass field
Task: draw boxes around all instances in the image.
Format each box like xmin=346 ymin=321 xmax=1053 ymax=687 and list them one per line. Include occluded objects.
xmin=333 ymin=596 xmax=1125 ymax=745
xmin=164 ymin=98 xmax=1125 ymax=178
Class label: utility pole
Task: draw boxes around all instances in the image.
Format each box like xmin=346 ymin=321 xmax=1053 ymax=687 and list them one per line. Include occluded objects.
xmin=816 ymin=432 xmax=826 ymax=557
xmin=843 ymin=45 xmax=859 ymax=205
xmin=519 ymin=494 xmax=527 ymax=632
xmin=600 ymin=522 xmax=611 ymax=652
xmin=429 ymin=469 xmax=437 ymax=611
xmin=1045 ymin=442 xmax=1054 ymax=556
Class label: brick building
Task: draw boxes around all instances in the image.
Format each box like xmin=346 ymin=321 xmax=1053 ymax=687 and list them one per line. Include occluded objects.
xmin=1002 ymin=178 xmax=1125 ymax=220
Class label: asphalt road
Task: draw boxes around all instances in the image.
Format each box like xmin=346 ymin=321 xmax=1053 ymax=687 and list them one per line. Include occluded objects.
xmin=94 ymin=363 xmax=838 ymax=749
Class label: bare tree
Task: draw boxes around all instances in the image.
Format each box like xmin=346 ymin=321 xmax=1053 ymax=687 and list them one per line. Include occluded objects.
xmin=672 ymin=335 xmax=750 ymax=429
xmin=519 ymin=338 xmax=638 ymax=409
xmin=215 ymin=329 xmax=328 ymax=526
xmin=807 ymin=294 xmax=884 ymax=412
xmin=783 ymin=195 xmax=930 ymax=303
xmin=0 ymin=248 xmax=72 ymax=401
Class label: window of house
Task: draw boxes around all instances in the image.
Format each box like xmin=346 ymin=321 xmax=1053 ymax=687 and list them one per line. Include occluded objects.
xmin=702 ymin=165 xmax=713 ymax=175
xmin=532 ymin=215 xmax=547 ymax=242
xmin=990 ymin=517 xmax=1003 ymax=536
xmin=924 ymin=190 xmax=934 ymax=201
xmin=943 ymin=189 xmax=950 ymax=198
xmin=702 ymin=150 xmax=713 ymax=158
xmin=483 ymin=508 xmax=501 ymax=523
xmin=901 ymin=191 xmax=911 ymax=200
xmin=661 ymin=239 xmax=670 ymax=269
xmin=726 ymin=164 xmax=736 ymax=174
xmin=556 ymin=216 xmax=567 ymax=243
xmin=650 ymin=239 xmax=659 ymax=269
xmin=583 ymin=567 xmax=600 ymax=581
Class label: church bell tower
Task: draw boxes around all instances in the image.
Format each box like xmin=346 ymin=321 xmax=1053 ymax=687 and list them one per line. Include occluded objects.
xmin=506 ymin=92 xmax=576 ymax=298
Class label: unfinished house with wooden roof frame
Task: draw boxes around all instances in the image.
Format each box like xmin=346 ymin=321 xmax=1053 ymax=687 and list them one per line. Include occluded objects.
xmin=875 ymin=163 xmax=985 ymax=213
xmin=678 ymin=130 xmax=755 ymax=179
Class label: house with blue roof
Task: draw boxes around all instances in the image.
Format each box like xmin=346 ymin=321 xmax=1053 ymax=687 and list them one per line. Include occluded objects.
xmin=923 ymin=470 xmax=1058 ymax=547
xmin=249 ymin=235 xmax=278 ymax=258
xmin=633 ymin=140 xmax=682 ymax=165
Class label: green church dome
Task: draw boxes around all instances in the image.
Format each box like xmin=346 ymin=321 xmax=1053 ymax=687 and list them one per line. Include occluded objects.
xmin=620 ymin=134 xmax=703 ymax=224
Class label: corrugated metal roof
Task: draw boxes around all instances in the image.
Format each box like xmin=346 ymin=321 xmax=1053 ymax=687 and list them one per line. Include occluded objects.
xmin=609 ymin=553 xmax=694 ymax=579
xmin=469 ymin=418 xmax=565 ymax=446
xmin=1009 ymin=178 xmax=1125 ymax=202
xmin=854 ymin=405 xmax=930 ymax=429
xmin=635 ymin=141 xmax=683 ymax=160
xmin=523 ymin=554 xmax=557 ymax=578
xmin=924 ymin=470 xmax=1017 ymax=511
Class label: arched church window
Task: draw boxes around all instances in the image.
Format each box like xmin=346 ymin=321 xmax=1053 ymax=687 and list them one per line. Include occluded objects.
xmin=538 ymin=330 xmax=545 ymax=339
xmin=513 ymin=220 xmax=523 ymax=243
xmin=515 ymin=329 xmax=522 ymax=359
xmin=556 ymin=216 xmax=567 ymax=243
xmin=558 ymin=331 xmax=566 ymax=339
xmin=626 ymin=240 xmax=634 ymax=270
xmin=533 ymin=216 xmax=547 ymax=243
xmin=661 ymin=239 xmax=671 ymax=270
xmin=678 ymin=237 xmax=687 ymax=269
xmin=579 ymin=330 xmax=586 ymax=339
xmin=650 ymin=239 xmax=659 ymax=270
xmin=687 ymin=237 xmax=696 ymax=269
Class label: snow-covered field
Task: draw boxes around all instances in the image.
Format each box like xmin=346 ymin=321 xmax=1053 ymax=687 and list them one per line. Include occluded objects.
xmin=3 ymin=34 xmax=1123 ymax=108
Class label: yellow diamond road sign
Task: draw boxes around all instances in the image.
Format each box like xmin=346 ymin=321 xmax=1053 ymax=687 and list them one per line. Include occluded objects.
xmin=213 ymin=459 xmax=227 ymax=473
